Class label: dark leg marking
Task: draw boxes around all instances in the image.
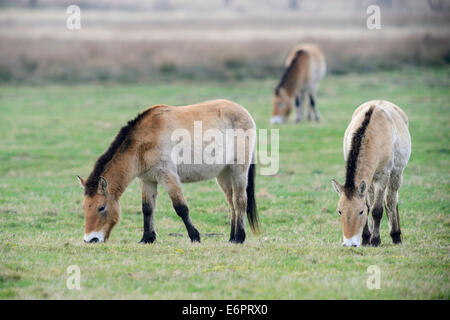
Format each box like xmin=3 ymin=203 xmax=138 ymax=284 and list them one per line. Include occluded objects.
xmin=391 ymin=204 xmax=402 ymax=244
xmin=390 ymin=230 xmax=402 ymax=244
xmin=139 ymin=202 xmax=156 ymax=244
xmin=233 ymin=225 xmax=246 ymax=244
xmin=229 ymin=223 xmax=236 ymax=243
xmin=362 ymin=220 xmax=371 ymax=246
xmin=295 ymin=94 xmax=304 ymax=123
xmin=309 ymin=94 xmax=320 ymax=121
xmin=370 ymin=206 xmax=383 ymax=247
xmin=309 ymin=94 xmax=315 ymax=108
xmin=174 ymin=204 xmax=201 ymax=242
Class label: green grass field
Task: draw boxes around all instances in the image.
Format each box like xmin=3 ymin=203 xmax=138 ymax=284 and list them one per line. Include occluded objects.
xmin=0 ymin=67 xmax=449 ymax=299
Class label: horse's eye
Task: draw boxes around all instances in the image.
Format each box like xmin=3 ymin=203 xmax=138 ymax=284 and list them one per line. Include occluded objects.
xmin=98 ymin=205 xmax=106 ymax=213
xmin=338 ymin=210 xmax=342 ymax=216
xmin=359 ymin=210 xmax=364 ymax=215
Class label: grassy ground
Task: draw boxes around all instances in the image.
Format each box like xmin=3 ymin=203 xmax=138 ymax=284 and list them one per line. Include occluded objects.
xmin=0 ymin=67 xmax=449 ymax=299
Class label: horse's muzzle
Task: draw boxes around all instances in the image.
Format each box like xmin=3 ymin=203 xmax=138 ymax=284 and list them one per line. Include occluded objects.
xmin=342 ymin=235 xmax=361 ymax=247
xmin=84 ymin=231 xmax=105 ymax=243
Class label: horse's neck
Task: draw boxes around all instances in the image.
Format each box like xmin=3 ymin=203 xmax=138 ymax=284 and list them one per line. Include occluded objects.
xmin=103 ymin=153 xmax=137 ymax=200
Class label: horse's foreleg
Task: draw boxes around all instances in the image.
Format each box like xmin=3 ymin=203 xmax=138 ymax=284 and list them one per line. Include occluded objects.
xmin=362 ymin=219 xmax=371 ymax=246
xmin=309 ymin=92 xmax=320 ymax=122
xmin=159 ymin=171 xmax=200 ymax=243
xmin=363 ymin=184 xmax=375 ymax=246
xmin=230 ymin=165 xmax=248 ymax=244
xmin=370 ymin=176 xmax=389 ymax=247
xmin=139 ymin=180 xmax=158 ymax=244
xmin=295 ymin=92 xmax=304 ymax=123
xmin=385 ymin=171 xmax=403 ymax=244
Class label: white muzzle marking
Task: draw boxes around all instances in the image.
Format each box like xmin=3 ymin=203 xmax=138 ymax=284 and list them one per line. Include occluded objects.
xmin=270 ymin=116 xmax=284 ymax=124
xmin=84 ymin=231 xmax=105 ymax=243
xmin=342 ymin=234 xmax=361 ymax=247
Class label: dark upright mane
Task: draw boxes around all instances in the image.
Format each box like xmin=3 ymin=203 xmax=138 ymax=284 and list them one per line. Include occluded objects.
xmin=84 ymin=109 xmax=151 ymax=196
xmin=274 ymin=49 xmax=304 ymax=96
xmin=344 ymin=105 xmax=375 ymax=197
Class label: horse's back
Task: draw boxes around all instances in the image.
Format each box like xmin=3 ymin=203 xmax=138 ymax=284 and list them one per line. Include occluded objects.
xmin=352 ymin=100 xmax=409 ymax=138
xmin=376 ymin=101 xmax=411 ymax=170
xmin=168 ymin=99 xmax=255 ymax=131
xmin=285 ymin=43 xmax=326 ymax=85
xmin=285 ymin=43 xmax=324 ymax=66
xmin=346 ymin=100 xmax=411 ymax=171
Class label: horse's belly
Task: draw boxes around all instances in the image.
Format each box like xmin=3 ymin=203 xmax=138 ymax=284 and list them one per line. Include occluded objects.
xmin=177 ymin=164 xmax=226 ymax=183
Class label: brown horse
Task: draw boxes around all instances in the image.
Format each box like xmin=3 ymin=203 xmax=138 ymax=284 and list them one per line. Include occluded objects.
xmin=271 ymin=43 xmax=326 ymax=124
xmin=77 ymin=99 xmax=259 ymax=244
xmin=332 ymin=100 xmax=411 ymax=247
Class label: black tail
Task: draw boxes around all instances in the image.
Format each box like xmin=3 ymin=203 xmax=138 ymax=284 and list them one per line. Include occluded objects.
xmin=246 ymin=163 xmax=260 ymax=234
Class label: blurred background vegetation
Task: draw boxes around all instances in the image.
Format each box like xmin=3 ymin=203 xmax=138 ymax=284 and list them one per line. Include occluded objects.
xmin=0 ymin=0 xmax=449 ymax=84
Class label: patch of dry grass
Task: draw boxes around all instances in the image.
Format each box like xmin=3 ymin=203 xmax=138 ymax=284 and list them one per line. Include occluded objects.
xmin=0 ymin=6 xmax=449 ymax=84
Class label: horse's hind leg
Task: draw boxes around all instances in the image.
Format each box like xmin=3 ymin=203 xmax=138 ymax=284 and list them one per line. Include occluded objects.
xmin=229 ymin=164 xmax=249 ymax=244
xmin=159 ymin=170 xmax=200 ymax=242
xmin=139 ymin=179 xmax=158 ymax=243
xmin=217 ymin=168 xmax=236 ymax=242
xmin=385 ymin=170 xmax=403 ymax=244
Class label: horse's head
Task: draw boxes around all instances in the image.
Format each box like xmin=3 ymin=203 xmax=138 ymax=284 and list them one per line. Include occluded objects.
xmin=77 ymin=176 xmax=120 ymax=243
xmin=271 ymin=88 xmax=292 ymax=124
xmin=331 ymin=179 xmax=369 ymax=247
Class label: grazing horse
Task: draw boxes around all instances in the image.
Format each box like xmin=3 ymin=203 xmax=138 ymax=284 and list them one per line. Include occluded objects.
xmin=271 ymin=43 xmax=326 ymax=124
xmin=331 ymin=100 xmax=411 ymax=247
xmin=77 ymin=99 xmax=259 ymax=244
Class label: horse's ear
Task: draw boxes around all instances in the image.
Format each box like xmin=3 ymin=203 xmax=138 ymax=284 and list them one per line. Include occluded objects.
xmin=358 ymin=180 xmax=366 ymax=198
xmin=331 ymin=179 xmax=343 ymax=195
xmin=98 ymin=176 xmax=108 ymax=194
xmin=77 ymin=175 xmax=86 ymax=189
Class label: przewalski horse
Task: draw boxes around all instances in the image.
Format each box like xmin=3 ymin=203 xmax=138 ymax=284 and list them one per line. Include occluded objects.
xmin=332 ymin=100 xmax=411 ymax=247
xmin=77 ymin=99 xmax=259 ymax=244
xmin=271 ymin=43 xmax=326 ymax=124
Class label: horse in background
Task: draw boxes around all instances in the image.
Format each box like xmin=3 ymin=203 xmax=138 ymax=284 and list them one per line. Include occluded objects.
xmin=271 ymin=43 xmax=326 ymax=124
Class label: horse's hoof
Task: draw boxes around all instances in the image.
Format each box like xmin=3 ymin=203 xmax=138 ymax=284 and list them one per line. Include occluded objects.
xmin=139 ymin=238 xmax=155 ymax=244
xmin=189 ymin=229 xmax=201 ymax=243
xmin=370 ymin=236 xmax=381 ymax=247
xmin=391 ymin=232 xmax=402 ymax=244
xmin=362 ymin=234 xmax=371 ymax=246
xmin=139 ymin=231 xmax=156 ymax=244
xmin=233 ymin=231 xmax=246 ymax=244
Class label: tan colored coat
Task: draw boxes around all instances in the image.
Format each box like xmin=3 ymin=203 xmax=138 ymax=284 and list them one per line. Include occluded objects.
xmin=79 ymin=99 xmax=259 ymax=244
xmin=332 ymin=100 xmax=411 ymax=247
xmin=271 ymin=43 xmax=326 ymax=124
